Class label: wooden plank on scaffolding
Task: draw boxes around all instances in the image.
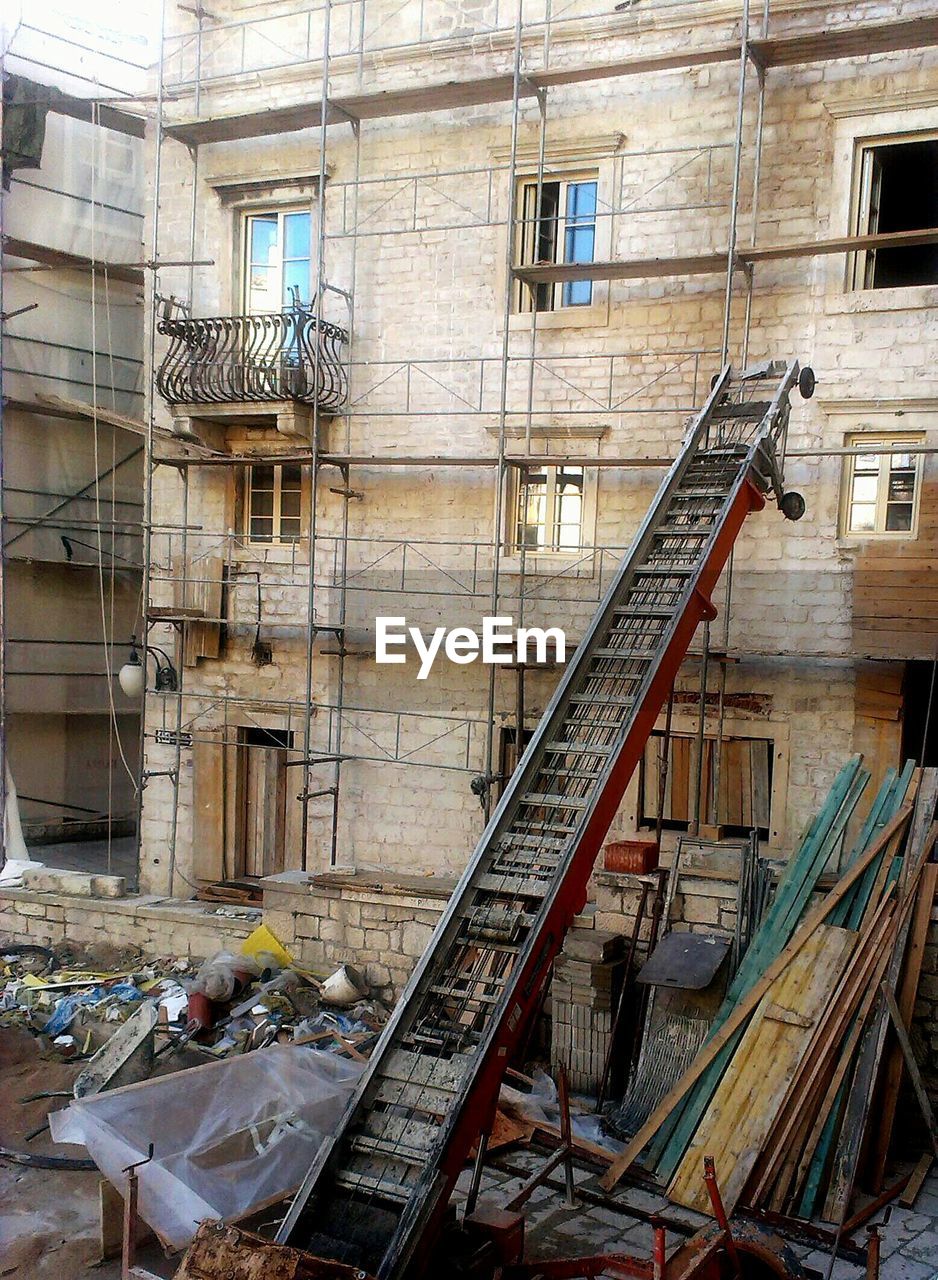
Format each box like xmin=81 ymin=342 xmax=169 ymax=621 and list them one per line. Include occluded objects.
xmin=31 ymin=392 xmax=149 ymax=436
xmin=750 ymin=14 xmax=938 ymax=66
xmin=668 ymin=924 xmax=856 ymax=1214
xmin=3 ymin=236 xmax=145 ymax=286
xmin=162 ymin=15 xmax=938 ymax=147
xmin=514 ymin=229 xmax=938 ymax=287
xmin=599 ymin=802 xmax=913 ymax=1192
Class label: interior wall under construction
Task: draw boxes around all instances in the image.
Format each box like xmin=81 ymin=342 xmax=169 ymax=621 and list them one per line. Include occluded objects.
xmin=1 ymin=10 xmax=150 ymax=852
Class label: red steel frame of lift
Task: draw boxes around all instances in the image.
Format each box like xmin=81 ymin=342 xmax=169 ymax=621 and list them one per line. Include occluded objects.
xmin=399 ymin=473 xmax=768 ymax=1279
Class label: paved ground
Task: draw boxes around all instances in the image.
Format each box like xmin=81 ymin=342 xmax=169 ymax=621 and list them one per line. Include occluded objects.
xmin=455 ymin=1147 xmax=938 ymax=1278
xmin=3 ymin=1135 xmax=938 ymax=1277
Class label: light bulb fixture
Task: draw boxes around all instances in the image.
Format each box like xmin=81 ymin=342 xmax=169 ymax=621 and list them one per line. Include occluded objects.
xmin=118 ymin=639 xmax=144 ymax=698
xmin=117 ymin=635 xmax=179 ymax=697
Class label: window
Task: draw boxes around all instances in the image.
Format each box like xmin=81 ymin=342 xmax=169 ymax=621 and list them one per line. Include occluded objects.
xmin=243 ymin=209 xmax=312 ymax=313
xmin=513 ymin=463 xmax=585 ymax=552
xmin=245 ymin=464 xmax=303 ymax=543
xmin=516 ymin=175 xmax=597 ymax=312
xmin=852 ymin=137 xmax=938 ymax=289
xmin=841 ymin=435 xmax=923 ymax=537
xmin=639 ymin=732 xmax=773 ymax=839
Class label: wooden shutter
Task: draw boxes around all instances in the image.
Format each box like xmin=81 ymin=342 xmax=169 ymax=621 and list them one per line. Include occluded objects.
xmin=191 ymin=731 xmax=227 ymax=882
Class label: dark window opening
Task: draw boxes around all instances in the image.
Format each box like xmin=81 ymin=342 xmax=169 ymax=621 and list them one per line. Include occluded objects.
xmin=859 ymin=140 xmax=938 ymax=288
xmin=901 ymin=661 xmax=938 ymax=767
xmin=498 ymin=725 xmax=534 ymax=797
xmin=240 ymin=726 xmax=294 ymax=750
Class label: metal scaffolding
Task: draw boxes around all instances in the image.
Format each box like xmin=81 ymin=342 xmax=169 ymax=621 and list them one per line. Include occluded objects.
xmin=134 ymin=0 xmax=938 ymax=894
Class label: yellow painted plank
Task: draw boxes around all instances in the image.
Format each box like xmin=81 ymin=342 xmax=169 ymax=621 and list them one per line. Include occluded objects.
xmin=668 ymin=924 xmax=856 ymax=1214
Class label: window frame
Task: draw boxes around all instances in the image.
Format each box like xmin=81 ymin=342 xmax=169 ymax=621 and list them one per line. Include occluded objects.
xmin=839 ymin=432 xmax=924 ymax=539
xmin=243 ymin=462 xmax=306 ymax=546
xmin=509 ymin=461 xmax=589 ymax=556
xmin=633 ymin=709 xmax=790 ymax=850
xmin=638 ymin=729 xmax=775 ymax=841
xmin=241 ymin=205 xmax=313 ymax=315
xmin=513 ymin=170 xmax=599 ymax=314
xmin=849 ymin=129 xmax=938 ymax=291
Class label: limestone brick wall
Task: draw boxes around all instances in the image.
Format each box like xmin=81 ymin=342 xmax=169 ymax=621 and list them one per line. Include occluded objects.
xmin=5 ymin=867 xmax=938 ymax=1102
xmin=262 ymin=872 xmax=453 ymax=1003
xmin=0 ymin=889 xmax=259 ymax=959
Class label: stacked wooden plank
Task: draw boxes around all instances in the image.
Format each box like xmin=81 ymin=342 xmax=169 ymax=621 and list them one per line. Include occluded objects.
xmin=552 ymin=929 xmax=625 ymax=1093
xmin=602 ymin=760 xmax=938 ymax=1229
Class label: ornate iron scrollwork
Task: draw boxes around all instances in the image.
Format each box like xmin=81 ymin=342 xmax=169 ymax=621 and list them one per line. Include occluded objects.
xmin=155 ymin=308 xmax=348 ymax=411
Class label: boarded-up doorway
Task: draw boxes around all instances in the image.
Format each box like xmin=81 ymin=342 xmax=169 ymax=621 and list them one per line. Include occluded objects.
xmin=237 ymin=727 xmax=293 ymax=878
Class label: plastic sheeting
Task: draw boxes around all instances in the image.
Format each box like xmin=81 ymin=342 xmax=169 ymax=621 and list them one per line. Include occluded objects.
xmin=50 ymin=1044 xmax=362 ymax=1249
xmin=500 ymin=1070 xmax=625 ymax=1156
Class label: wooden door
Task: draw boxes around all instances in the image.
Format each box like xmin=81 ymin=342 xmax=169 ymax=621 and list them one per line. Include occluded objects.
xmin=239 ymin=740 xmax=287 ymax=878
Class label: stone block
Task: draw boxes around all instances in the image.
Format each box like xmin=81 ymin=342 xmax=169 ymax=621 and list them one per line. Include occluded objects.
xmin=24 ymin=869 xmax=94 ymax=897
xmin=14 ymin=901 xmax=47 ymax=918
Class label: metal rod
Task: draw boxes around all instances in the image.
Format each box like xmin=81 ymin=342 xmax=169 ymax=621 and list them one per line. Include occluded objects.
xmin=300 ymin=0 xmax=333 ymax=872
xmin=132 ymin=0 xmax=168 ymax=893
xmin=691 ymin=620 xmax=711 ymax=835
xmin=464 ymin=1129 xmax=489 ymax=1218
xmin=703 ymin=1155 xmax=743 ymax=1278
xmin=558 ymin=1064 xmax=576 ymax=1207
xmin=482 ymin=0 xmax=527 ymax=824
xmin=920 ymin=656 xmax=937 ymax=765
xmin=654 ymin=684 xmax=675 ymax=852
xmin=165 ymin=465 xmax=190 ymax=896
xmin=720 ymin=0 xmax=751 ymax=363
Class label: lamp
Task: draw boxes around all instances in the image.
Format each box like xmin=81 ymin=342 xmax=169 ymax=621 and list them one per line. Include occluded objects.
xmin=118 ymin=635 xmax=179 ymax=697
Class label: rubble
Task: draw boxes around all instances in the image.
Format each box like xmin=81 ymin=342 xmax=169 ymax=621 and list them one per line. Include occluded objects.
xmin=1 ymin=923 xmax=388 ymax=1074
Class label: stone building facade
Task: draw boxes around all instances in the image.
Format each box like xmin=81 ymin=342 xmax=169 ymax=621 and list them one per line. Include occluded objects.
xmin=5 ymin=0 xmax=938 ymax=1086
xmin=140 ymin=0 xmax=936 ymax=895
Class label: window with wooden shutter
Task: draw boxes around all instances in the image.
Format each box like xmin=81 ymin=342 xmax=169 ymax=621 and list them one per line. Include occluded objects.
xmin=640 ymin=731 xmax=773 ymax=838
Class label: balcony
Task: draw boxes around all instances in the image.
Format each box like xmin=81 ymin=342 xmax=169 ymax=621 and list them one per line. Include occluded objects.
xmin=155 ymin=309 xmax=348 ymax=413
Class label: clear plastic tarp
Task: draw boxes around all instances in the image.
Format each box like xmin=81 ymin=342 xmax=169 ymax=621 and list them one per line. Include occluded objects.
xmin=50 ymin=1044 xmax=362 ymax=1249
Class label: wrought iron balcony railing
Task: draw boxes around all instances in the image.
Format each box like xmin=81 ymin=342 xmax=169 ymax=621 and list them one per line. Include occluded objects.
xmin=155 ymin=309 xmax=348 ymax=411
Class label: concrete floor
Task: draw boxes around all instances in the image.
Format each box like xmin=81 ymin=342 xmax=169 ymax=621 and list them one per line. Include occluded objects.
xmin=27 ymin=835 xmax=137 ymax=883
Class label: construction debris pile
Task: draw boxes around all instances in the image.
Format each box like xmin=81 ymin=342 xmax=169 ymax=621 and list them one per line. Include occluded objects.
xmin=602 ymin=757 xmax=938 ymax=1230
xmin=1 ymin=924 xmax=386 ymax=1067
xmin=0 ymin=923 xmax=392 ymax=1253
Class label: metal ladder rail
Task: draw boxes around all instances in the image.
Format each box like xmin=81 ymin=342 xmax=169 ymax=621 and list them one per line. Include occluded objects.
xmin=278 ymin=365 xmax=795 ymax=1266
xmin=278 ymin=361 xmax=803 ymax=1276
